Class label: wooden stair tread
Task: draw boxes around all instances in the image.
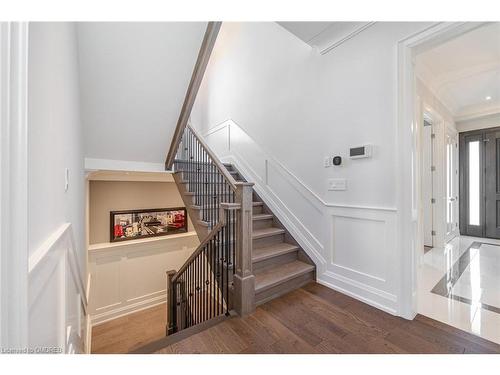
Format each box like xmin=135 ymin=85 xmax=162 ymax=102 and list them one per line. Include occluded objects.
xmin=190 ymin=201 xmax=263 ymax=210
xmin=252 ymin=243 xmax=299 ymax=263
xmin=252 ymin=227 xmax=285 ymax=239
xmin=252 ymin=213 xmax=273 ymax=221
xmin=254 ymin=260 xmax=314 ymax=293
xmin=181 ymin=170 xmax=237 ymax=174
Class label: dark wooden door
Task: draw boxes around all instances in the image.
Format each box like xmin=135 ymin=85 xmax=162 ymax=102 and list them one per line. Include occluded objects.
xmin=460 ymin=133 xmax=484 ymax=237
xmin=485 ymin=129 xmax=500 ymax=239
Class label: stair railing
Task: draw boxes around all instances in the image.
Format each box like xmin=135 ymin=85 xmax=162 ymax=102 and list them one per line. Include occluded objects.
xmin=165 ymin=22 xmax=222 ymax=171
xmin=166 ymin=124 xmax=255 ymax=335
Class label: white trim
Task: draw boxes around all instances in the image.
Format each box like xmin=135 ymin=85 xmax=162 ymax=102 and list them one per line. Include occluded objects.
xmin=320 ymin=22 xmax=376 ymax=55
xmin=85 ymin=314 xmax=92 ymax=354
xmin=199 ymin=119 xmax=399 ymax=314
xmin=397 ymin=22 xmax=484 ymax=319
xmin=204 ymin=120 xmax=397 ymax=213
xmin=84 ymin=157 xmax=169 ymax=173
xmin=90 ymin=294 xmax=166 ymax=326
xmin=28 ymin=222 xmax=87 ymax=353
xmin=223 ymin=154 xmax=327 ymax=272
xmin=88 ymin=231 xmax=198 ymax=253
xmin=0 ymin=21 xmax=29 ymax=348
xmin=454 ymin=105 xmax=500 ymax=123
xmin=28 ymin=223 xmax=88 ymax=312
xmin=318 ymin=272 xmax=397 ymax=315
xmin=29 ymin=223 xmax=70 ymax=272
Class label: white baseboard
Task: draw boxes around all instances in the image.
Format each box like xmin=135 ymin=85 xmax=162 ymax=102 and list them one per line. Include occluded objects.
xmin=91 ymin=294 xmax=166 ymax=326
xmin=85 ymin=315 xmax=92 ymax=354
xmin=199 ymin=119 xmax=401 ymax=317
xmin=318 ymin=272 xmax=398 ymax=315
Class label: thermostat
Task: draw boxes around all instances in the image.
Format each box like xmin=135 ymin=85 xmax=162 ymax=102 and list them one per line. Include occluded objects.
xmin=349 ymin=144 xmax=372 ymax=159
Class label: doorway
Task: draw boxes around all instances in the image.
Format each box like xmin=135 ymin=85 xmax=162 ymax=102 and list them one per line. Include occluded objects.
xmin=422 ymin=117 xmax=434 ymax=248
xmin=460 ymin=126 xmax=500 ymax=239
xmin=445 ymin=125 xmax=459 ymax=242
xmin=406 ymin=22 xmax=500 ymax=345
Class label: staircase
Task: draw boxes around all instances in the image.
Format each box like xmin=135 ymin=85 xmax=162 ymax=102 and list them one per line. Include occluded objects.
xmin=166 ymin=124 xmax=315 ymax=335
xmin=221 ymin=163 xmax=315 ymax=305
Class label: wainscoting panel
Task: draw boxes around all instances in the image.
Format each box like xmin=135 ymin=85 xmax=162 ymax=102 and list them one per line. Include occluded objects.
xmin=324 ymin=206 xmax=398 ymax=314
xmin=198 ymin=119 xmax=400 ymax=316
xmin=28 ymin=223 xmax=87 ymax=353
xmin=88 ymin=232 xmax=199 ymax=325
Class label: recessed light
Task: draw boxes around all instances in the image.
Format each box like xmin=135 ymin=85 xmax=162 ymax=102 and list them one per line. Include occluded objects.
xmin=486 ymin=96 xmax=492 ymax=101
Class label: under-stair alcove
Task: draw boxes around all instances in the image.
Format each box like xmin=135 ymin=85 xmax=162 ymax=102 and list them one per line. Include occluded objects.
xmin=86 ymin=170 xmax=199 ymax=353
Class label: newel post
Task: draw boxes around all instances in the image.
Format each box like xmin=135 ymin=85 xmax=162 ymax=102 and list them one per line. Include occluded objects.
xmin=165 ymin=269 xmax=176 ymax=335
xmin=233 ymin=182 xmax=255 ymax=316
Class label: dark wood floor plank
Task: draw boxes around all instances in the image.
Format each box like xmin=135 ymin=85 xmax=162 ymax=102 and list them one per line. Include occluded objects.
xmin=92 ymin=282 xmax=500 ymax=354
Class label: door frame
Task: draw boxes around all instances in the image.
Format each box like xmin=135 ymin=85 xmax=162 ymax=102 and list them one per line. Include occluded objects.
xmin=444 ymin=124 xmax=459 ymax=243
xmin=0 ymin=22 xmax=29 ymax=348
xmin=459 ymin=126 xmax=500 ymax=238
xmin=397 ymin=21 xmax=488 ymax=319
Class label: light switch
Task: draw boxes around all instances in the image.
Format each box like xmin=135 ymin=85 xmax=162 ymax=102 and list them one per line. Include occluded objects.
xmin=328 ymin=178 xmax=347 ymax=191
xmin=65 ymin=168 xmax=69 ymax=192
xmin=323 ymin=157 xmax=331 ymax=168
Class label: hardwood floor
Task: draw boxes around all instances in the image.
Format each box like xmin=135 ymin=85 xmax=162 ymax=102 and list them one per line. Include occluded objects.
xmin=154 ymin=283 xmax=500 ymax=354
xmin=91 ymin=304 xmax=166 ymax=354
xmin=91 ymin=282 xmax=500 ymax=354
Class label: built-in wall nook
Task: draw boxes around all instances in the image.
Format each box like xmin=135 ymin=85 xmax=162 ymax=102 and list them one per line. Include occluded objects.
xmin=86 ymin=170 xmax=199 ymax=353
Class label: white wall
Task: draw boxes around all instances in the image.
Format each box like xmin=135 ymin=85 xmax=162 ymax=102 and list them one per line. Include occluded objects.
xmin=192 ymin=22 xmax=434 ymax=317
xmin=27 ymin=22 xmax=87 ymax=353
xmin=456 ymin=112 xmax=500 ymax=132
xmin=77 ymin=22 xmax=207 ymax=169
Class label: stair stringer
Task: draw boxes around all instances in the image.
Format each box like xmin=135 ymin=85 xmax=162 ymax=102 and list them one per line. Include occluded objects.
xmin=172 ymin=172 xmax=209 ymax=241
xmin=220 ymin=154 xmax=327 ymax=275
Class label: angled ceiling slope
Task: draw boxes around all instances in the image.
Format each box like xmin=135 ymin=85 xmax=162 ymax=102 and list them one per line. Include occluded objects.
xmin=416 ymin=22 xmax=500 ymax=122
xmin=78 ymin=22 xmax=207 ymax=170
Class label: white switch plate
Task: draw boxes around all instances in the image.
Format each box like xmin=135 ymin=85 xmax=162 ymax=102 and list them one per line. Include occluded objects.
xmin=328 ymin=178 xmax=347 ymax=191
xmin=65 ymin=168 xmax=69 ymax=192
xmin=323 ymin=157 xmax=331 ymax=167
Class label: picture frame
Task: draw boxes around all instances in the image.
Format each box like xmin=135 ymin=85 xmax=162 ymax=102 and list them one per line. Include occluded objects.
xmin=110 ymin=207 xmax=188 ymax=242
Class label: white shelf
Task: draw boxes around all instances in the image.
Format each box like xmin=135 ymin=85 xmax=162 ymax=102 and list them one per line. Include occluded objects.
xmin=88 ymin=231 xmax=198 ymax=253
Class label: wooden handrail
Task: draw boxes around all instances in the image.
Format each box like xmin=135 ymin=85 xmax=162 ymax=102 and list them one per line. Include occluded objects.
xmin=165 ymin=21 xmax=222 ymax=170
xmin=186 ymin=124 xmax=239 ymax=190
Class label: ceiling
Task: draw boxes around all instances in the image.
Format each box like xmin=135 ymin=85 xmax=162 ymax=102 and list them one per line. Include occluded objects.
xmin=416 ymin=22 xmax=500 ymax=121
xmin=78 ymin=22 xmax=207 ymax=165
xmin=277 ymin=22 xmax=374 ymax=54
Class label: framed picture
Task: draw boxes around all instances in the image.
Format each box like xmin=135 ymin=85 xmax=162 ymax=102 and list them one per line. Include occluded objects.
xmin=110 ymin=207 xmax=188 ymax=242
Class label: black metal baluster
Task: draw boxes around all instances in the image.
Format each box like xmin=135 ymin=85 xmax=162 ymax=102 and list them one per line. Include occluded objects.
xmin=202 ymin=250 xmax=205 ymax=323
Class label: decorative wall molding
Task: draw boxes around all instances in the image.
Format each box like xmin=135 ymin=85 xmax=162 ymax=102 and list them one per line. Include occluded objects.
xmin=397 ymin=22 xmax=477 ymax=319
xmin=198 ymin=118 xmax=400 ymax=315
xmin=28 ymin=223 xmax=87 ymax=353
xmin=0 ymin=22 xmax=29 ymax=349
xmin=204 ymin=120 xmax=397 ymax=212
xmin=319 ymin=22 xmax=376 ymax=55
xmin=84 ymin=157 xmax=167 ymax=173
xmin=88 ymin=232 xmax=198 ymax=326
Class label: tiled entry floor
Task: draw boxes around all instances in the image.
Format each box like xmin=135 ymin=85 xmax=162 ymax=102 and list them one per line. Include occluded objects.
xmin=418 ymin=236 xmax=500 ymax=344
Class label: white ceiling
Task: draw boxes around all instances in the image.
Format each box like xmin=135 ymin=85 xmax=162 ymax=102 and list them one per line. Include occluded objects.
xmin=277 ymin=22 xmax=374 ymax=54
xmin=77 ymin=22 xmax=207 ymax=165
xmin=416 ymin=22 xmax=500 ymax=121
